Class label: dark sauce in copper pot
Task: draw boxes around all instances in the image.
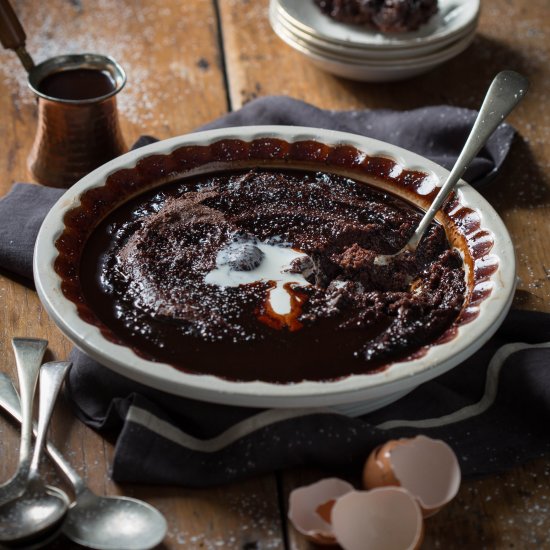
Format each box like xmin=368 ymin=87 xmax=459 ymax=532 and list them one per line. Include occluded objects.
xmin=38 ymin=68 xmax=115 ymax=100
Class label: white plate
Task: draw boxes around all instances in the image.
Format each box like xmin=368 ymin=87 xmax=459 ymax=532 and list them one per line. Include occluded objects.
xmin=34 ymin=126 xmax=515 ymax=411
xmin=271 ymin=13 xmax=475 ymax=81
xmin=277 ymin=0 xmax=480 ymax=49
xmin=271 ymin=8 xmax=476 ymax=67
xmin=272 ymin=2 xmax=478 ymax=60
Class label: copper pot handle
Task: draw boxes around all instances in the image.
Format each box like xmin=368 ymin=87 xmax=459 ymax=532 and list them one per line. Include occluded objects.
xmin=0 ymin=0 xmax=34 ymax=71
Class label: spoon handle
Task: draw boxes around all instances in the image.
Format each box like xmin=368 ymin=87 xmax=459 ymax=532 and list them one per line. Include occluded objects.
xmin=29 ymin=361 xmax=72 ymax=478
xmin=11 ymin=338 xmax=47 ymax=472
xmin=0 ymin=373 xmax=88 ymax=495
xmin=407 ymin=70 xmax=529 ymax=251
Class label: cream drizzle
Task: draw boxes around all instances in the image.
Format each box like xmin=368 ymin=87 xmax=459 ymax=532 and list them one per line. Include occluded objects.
xmin=204 ymin=242 xmax=311 ymax=315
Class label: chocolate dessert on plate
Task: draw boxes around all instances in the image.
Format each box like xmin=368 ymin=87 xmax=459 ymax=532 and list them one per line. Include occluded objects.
xmin=35 ymin=127 xmax=512 ymax=408
xmin=80 ymin=168 xmax=465 ymax=383
xmin=314 ymin=0 xmax=439 ymax=32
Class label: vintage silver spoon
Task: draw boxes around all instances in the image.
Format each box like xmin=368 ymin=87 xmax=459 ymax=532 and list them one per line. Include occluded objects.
xmin=375 ymin=70 xmax=529 ymax=266
xmin=0 ymin=373 xmax=168 ymax=550
xmin=0 ymin=361 xmax=72 ymax=546
xmin=0 ymin=338 xmax=47 ymax=507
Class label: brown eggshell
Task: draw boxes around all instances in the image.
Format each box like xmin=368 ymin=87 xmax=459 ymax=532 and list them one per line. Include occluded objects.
xmin=388 ymin=434 xmax=461 ymax=517
xmin=331 ymin=487 xmax=424 ymax=550
xmin=363 ymin=435 xmax=461 ymax=517
xmin=362 ymin=439 xmax=406 ymax=489
xmin=288 ymin=477 xmax=354 ymax=545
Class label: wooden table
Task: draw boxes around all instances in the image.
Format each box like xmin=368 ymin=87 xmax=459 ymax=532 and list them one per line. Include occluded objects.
xmin=1 ymin=1 xmax=549 ymax=548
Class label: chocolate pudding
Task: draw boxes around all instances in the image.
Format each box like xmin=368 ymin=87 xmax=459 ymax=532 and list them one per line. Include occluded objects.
xmin=80 ymin=169 xmax=465 ymax=383
xmin=314 ymin=0 xmax=438 ymax=32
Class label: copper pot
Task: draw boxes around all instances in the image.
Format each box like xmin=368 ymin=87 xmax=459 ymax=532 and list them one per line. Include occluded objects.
xmin=27 ymin=53 xmax=127 ymax=188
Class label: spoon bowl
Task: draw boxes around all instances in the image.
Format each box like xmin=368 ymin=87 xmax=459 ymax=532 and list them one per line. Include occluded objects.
xmin=0 ymin=482 xmax=69 ymax=545
xmin=63 ymin=489 xmax=167 ymax=550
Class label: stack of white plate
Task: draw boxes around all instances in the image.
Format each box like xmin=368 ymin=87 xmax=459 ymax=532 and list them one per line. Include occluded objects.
xmin=269 ymin=0 xmax=480 ymax=82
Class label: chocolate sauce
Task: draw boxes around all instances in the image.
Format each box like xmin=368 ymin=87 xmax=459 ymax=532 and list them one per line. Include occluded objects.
xmin=78 ymin=168 xmax=466 ymax=383
xmin=38 ymin=69 xmax=115 ymax=100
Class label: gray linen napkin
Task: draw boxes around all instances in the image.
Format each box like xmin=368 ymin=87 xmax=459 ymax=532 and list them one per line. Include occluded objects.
xmin=2 ymin=96 xmax=549 ymax=487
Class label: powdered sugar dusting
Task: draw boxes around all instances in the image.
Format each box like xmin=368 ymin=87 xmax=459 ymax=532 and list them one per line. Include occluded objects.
xmin=162 ymin=489 xmax=283 ymax=549
xmin=0 ymin=0 xmax=218 ymax=131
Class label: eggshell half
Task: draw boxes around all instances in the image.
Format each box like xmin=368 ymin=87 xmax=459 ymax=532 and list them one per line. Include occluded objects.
xmin=363 ymin=435 xmax=461 ymax=517
xmin=331 ymin=487 xmax=424 ymax=550
xmin=288 ymin=478 xmax=354 ymax=545
xmin=363 ymin=440 xmax=403 ymax=488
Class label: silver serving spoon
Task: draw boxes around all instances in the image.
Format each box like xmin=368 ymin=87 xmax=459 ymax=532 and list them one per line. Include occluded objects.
xmin=375 ymin=70 xmax=529 ymax=266
xmin=0 ymin=338 xmax=47 ymax=507
xmin=0 ymin=361 xmax=72 ymax=546
xmin=0 ymin=373 xmax=168 ymax=550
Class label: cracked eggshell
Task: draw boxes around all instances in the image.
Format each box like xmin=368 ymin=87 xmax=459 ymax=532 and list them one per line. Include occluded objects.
xmin=363 ymin=435 xmax=461 ymax=517
xmin=288 ymin=477 xmax=354 ymax=545
xmin=331 ymin=487 xmax=424 ymax=550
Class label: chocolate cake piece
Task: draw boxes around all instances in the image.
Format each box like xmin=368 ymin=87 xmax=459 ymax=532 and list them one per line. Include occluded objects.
xmin=314 ymin=0 xmax=438 ymax=32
